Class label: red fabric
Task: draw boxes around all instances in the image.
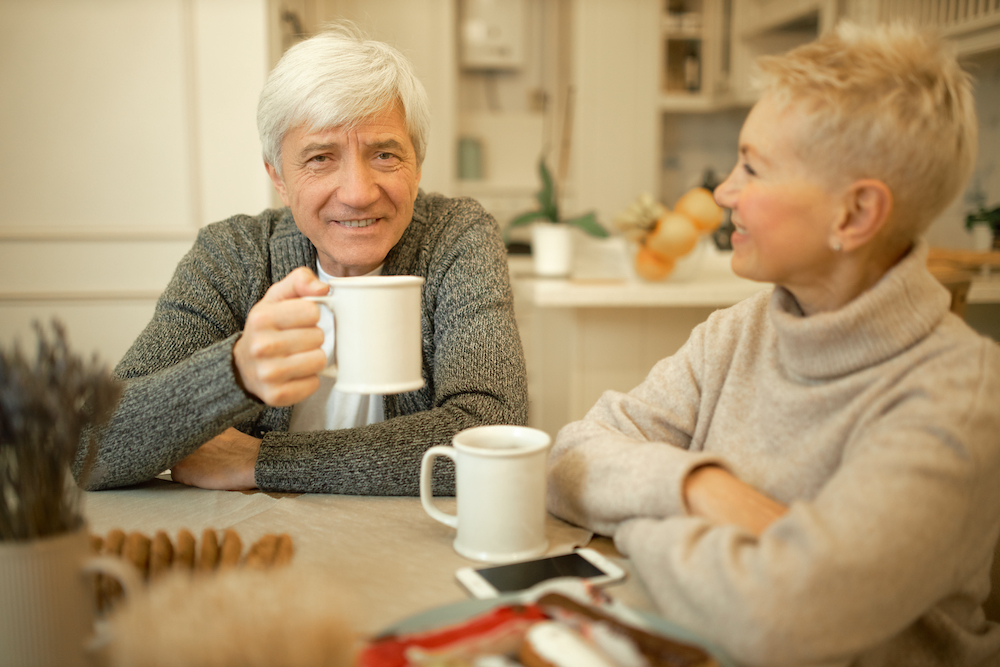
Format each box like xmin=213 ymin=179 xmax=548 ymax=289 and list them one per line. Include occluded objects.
xmin=357 ymin=603 xmax=549 ymax=667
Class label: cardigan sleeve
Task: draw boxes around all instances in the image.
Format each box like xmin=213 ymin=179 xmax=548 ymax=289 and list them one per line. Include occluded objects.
xmin=253 ymin=197 xmax=529 ymax=494
xmin=75 ymin=218 xmax=272 ymax=490
xmin=612 ymin=340 xmax=1000 ymax=666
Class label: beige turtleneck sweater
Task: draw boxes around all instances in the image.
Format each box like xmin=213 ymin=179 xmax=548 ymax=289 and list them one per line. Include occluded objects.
xmin=547 ymin=242 xmax=1000 ymax=667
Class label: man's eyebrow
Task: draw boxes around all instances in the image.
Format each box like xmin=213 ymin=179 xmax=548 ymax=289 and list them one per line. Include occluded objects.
xmin=299 ymin=142 xmax=340 ymax=158
xmin=367 ymin=138 xmax=407 ymax=153
xmin=297 ymin=138 xmax=408 ymax=159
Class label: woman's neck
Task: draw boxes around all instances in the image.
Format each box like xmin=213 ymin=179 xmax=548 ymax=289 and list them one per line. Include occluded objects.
xmin=784 ymin=243 xmax=912 ymax=316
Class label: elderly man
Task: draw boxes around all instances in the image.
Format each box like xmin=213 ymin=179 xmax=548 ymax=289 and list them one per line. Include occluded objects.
xmin=76 ymin=23 xmax=527 ymax=494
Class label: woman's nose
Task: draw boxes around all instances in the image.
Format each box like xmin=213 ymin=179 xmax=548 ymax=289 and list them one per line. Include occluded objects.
xmin=714 ymin=170 xmax=738 ymax=209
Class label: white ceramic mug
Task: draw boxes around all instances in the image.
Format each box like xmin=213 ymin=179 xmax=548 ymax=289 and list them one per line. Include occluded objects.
xmin=0 ymin=527 xmax=141 ymax=667
xmin=305 ymin=275 xmax=424 ymax=394
xmin=420 ymin=425 xmax=553 ymax=564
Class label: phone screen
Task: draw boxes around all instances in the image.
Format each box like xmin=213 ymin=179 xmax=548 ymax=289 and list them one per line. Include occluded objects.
xmin=475 ymin=552 xmax=605 ymax=593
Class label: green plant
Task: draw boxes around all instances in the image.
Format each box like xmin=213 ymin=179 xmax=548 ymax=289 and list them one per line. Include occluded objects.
xmin=507 ymin=158 xmax=608 ymax=239
xmin=965 ymin=204 xmax=1000 ymax=233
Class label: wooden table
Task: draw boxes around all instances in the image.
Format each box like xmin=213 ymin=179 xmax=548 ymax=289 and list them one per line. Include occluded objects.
xmin=83 ymin=478 xmax=655 ymax=639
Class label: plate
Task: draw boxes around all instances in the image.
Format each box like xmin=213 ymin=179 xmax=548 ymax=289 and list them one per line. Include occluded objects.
xmin=374 ymin=578 xmax=737 ymax=666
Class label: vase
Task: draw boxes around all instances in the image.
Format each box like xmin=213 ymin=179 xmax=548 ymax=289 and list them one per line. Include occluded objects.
xmin=531 ymin=222 xmax=573 ymax=277
xmin=0 ymin=527 xmax=140 ymax=667
xmin=971 ymin=222 xmax=995 ymax=253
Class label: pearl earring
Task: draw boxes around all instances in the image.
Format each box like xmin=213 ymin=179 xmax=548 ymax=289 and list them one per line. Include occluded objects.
xmin=830 ymin=239 xmax=843 ymax=252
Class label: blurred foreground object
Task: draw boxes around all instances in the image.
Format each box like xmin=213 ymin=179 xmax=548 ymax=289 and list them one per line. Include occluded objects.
xmin=100 ymin=566 xmax=358 ymax=667
xmin=0 ymin=321 xmax=121 ymax=667
xmin=0 ymin=320 xmax=120 ymax=540
xmin=90 ymin=528 xmax=295 ymax=613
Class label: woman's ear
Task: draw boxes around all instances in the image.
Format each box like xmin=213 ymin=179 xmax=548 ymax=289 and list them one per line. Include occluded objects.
xmin=836 ymin=179 xmax=893 ymax=252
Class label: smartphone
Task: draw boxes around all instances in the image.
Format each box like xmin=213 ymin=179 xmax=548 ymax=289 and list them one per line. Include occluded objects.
xmin=455 ymin=548 xmax=627 ymax=599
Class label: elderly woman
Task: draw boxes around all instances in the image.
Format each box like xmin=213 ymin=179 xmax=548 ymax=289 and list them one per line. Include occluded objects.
xmin=77 ymin=22 xmax=527 ymax=493
xmin=547 ymin=23 xmax=1000 ymax=666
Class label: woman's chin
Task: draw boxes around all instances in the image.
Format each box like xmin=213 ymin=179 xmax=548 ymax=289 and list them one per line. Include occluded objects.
xmin=730 ymin=253 xmax=769 ymax=284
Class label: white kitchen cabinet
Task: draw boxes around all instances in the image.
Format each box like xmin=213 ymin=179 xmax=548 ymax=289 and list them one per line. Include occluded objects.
xmin=727 ymin=0 xmax=838 ymax=105
xmin=659 ymin=0 xmax=732 ymax=111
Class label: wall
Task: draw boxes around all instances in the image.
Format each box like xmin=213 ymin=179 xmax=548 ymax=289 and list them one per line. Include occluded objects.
xmin=0 ymin=0 xmax=272 ymax=365
xmin=659 ymin=108 xmax=747 ymax=206
xmin=569 ymin=0 xmax=660 ymax=229
xmin=925 ymin=49 xmax=1000 ymax=249
xmin=318 ymin=0 xmax=456 ymax=198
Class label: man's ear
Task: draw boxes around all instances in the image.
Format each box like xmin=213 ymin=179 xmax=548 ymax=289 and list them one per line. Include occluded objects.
xmin=836 ymin=179 xmax=893 ymax=252
xmin=265 ymin=162 xmax=290 ymax=206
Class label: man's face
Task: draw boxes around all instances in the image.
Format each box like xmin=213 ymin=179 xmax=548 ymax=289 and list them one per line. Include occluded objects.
xmin=266 ymin=104 xmax=421 ymax=277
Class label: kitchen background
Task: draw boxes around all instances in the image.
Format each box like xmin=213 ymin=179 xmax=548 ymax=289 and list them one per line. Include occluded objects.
xmin=1 ymin=0 xmax=998 ymax=431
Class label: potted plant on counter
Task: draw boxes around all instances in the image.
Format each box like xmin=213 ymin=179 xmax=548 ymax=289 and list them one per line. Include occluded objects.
xmin=507 ymin=158 xmax=608 ymax=277
xmin=966 ymin=203 xmax=1000 ymax=253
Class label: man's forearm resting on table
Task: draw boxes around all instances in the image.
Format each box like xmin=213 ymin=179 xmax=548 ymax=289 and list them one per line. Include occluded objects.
xmin=683 ymin=464 xmax=788 ymax=536
xmin=171 ymin=427 xmax=261 ymax=491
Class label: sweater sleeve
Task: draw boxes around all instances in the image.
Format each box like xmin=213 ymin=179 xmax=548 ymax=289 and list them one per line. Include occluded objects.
xmin=546 ymin=319 xmax=730 ymax=536
xmin=613 ymin=340 xmax=1000 ymax=667
xmin=76 ymin=220 xmax=271 ymax=490
xmin=253 ymin=199 xmax=529 ymax=494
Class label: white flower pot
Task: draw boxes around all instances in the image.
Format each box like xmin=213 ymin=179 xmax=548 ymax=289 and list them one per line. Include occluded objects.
xmin=531 ymin=222 xmax=573 ymax=277
xmin=971 ymin=222 xmax=995 ymax=253
xmin=0 ymin=527 xmax=142 ymax=667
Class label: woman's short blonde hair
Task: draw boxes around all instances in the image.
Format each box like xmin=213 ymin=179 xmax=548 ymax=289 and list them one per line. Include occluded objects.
xmin=257 ymin=21 xmax=431 ymax=176
xmin=755 ymin=22 xmax=977 ymax=243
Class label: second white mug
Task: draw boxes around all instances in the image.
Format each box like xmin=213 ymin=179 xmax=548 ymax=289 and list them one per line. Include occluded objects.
xmin=420 ymin=425 xmax=552 ymax=564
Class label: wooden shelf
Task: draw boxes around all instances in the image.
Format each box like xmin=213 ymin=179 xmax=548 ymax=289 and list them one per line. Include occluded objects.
xmin=659 ymin=92 xmax=717 ymax=112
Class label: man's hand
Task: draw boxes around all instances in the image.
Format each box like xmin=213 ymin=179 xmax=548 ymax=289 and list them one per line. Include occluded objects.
xmin=683 ymin=465 xmax=788 ymax=536
xmin=171 ymin=428 xmax=262 ymax=490
xmin=233 ymin=266 xmax=330 ymax=406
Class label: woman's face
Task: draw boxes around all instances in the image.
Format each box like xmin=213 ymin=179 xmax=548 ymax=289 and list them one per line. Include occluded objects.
xmin=714 ymin=95 xmax=845 ymax=293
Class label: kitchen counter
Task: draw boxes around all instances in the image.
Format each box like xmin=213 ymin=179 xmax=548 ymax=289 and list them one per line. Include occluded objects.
xmin=511 ymin=246 xmax=1000 ymax=309
xmin=970 ymin=272 xmax=1000 ymax=304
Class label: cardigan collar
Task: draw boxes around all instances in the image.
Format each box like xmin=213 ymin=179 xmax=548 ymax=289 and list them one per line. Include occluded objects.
xmin=770 ymin=240 xmax=951 ymax=380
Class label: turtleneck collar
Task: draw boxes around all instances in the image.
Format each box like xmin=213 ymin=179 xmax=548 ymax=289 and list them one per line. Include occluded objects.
xmin=769 ymin=240 xmax=952 ymax=380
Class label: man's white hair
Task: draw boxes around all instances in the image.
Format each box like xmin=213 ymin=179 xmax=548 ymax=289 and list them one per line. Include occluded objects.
xmin=257 ymin=21 xmax=431 ymax=176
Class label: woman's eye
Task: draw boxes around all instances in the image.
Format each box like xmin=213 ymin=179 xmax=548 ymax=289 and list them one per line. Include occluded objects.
xmin=742 ymin=162 xmax=757 ymax=177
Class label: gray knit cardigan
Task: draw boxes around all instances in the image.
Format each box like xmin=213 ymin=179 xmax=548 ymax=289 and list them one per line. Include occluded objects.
xmin=77 ymin=191 xmax=528 ymax=494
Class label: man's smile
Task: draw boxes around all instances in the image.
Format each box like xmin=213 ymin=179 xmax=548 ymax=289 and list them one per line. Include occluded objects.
xmin=336 ymin=218 xmax=377 ymax=228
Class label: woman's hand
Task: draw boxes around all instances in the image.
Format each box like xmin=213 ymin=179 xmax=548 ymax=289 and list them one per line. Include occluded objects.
xmin=683 ymin=465 xmax=788 ymax=536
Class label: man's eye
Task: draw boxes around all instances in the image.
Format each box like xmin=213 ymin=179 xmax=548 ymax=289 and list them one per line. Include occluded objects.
xmin=742 ymin=162 xmax=757 ymax=177
xmin=310 ymin=155 xmax=328 ymax=163
xmin=376 ymin=152 xmax=396 ymax=160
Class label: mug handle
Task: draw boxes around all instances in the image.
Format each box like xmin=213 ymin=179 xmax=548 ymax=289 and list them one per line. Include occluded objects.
xmin=83 ymin=555 xmax=145 ymax=653
xmin=303 ymin=295 xmax=338 ymax=380
xmin=82 ymin=555 xmax=144 ymax=602
xmin=420 ymin=445 xmax=458 ymax=529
